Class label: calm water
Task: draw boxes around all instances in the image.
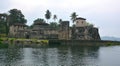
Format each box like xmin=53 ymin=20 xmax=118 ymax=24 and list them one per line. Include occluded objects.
xmin=0 ymin=45 xmax=120 ymax=66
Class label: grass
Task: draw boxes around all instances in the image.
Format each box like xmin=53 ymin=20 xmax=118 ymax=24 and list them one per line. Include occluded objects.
xmin=0 ymin=37 xmax=49 ymax=44
xmin=0 ymin=37 xmax=50 ymax=48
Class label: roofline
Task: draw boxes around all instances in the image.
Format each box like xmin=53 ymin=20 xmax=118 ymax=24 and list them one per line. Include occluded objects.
xmin=76 ymin=17 xmax=86 ymax=20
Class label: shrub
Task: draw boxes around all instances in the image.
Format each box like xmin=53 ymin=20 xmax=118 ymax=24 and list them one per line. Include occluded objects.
xmin=0 ymin=34 xmax=6 ymax=37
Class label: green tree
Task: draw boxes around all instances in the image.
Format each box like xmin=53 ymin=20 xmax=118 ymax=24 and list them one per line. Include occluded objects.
xmin=49 ymin=22 xmax=59 ymax=29
xmin=34 ymin=18 xmax=45 ymax=23
xmin=70 ymin=12 xmax=78 ymax=23
xmin=59 ymin=19 xmax=62 ymax=24
xmin=0 ymin=13 xmax=8 ymax=35
xmin=8 ymin=9 xmax=27 ymax=26
xmin=53 ymin=14 xmax=57 ymax=22
xmin=29 ymin=18 xmax=45 ymax=29
xmin=45 ymin=10 xmax=51 ymax=23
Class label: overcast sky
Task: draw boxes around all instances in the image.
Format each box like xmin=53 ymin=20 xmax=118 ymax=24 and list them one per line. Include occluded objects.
xmin=0 ymin=0 xmax=120 ymax=37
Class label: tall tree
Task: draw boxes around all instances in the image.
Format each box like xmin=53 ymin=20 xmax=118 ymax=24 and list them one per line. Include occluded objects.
xmin=59 ymin=19 xmax=62 ymax=24
xmin=70 ymin=12 xmax=78 ymax=23
xmin=45 ymin=10 xmax=51 ymax=23
xmin=0 ymin=13 xmax=8 ymax=35
xmin=53 ymin=14 xmax=57 ymax=22
xmin=8 ymin=9 xmax=27 ymax=26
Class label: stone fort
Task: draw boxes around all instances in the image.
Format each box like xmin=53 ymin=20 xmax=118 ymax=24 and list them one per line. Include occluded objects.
xmin=9 ymin=17 xmax=101 ymax=40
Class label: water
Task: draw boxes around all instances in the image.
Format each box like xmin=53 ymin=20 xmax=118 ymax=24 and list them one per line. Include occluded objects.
xmin=0 ymin=45 xmax=120 ymax=66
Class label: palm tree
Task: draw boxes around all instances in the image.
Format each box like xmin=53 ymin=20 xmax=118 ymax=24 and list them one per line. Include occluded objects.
xmin=59 ymin=19 xmax=62 ymax=24
xmin=53 ymin=14 xmax=57 ymax=22
xmin=45 ymin=10 xmax=51 ymax=23
xmin=70 ymin=12 xmax=78 ymax=23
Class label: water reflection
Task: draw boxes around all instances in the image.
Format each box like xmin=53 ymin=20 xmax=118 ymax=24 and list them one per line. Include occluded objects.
xmin=57 ymin=46 xmax=99 ymax=66
xmin=0 ymin=46 xmax=100 ymax=66
xmin=0 ymin=48 xmax=23 ymax=65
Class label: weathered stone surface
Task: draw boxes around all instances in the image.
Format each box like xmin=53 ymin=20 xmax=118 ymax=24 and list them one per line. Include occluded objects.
xmin=71 ymin=26 xmax=101 ymax=40
xmin=9 ymin=20 xmax=101 ymax=40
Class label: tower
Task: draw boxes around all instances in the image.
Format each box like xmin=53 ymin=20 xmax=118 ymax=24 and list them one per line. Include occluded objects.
xmin=75 ymin=17 xmax=87 ymax=27
xmin=59 ymin=21 xmax=69 ymax=40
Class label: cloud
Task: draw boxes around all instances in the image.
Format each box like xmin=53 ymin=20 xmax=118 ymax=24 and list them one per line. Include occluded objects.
xmin=0 ymin=0 xmax=120 ymax=37
xmin=2 ymin=0 xmax=119 ymax=15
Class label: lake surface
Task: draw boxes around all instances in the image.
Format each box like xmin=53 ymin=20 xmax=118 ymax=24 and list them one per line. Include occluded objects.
xmin=0 ymin=45 xmax=120 ymax=66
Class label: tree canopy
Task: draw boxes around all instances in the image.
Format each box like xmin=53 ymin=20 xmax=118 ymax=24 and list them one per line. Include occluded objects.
xmin=0 ymin=13 xmax=8 ymax=34
xmin=8 ymin=9 xmax=27 ymax=25
xmin=70 ymin=12 xmax=78 ymax=23
xmin=49 ymin=22 xmax=59 ymax=30
xmin=34 ymin=18 xmax=45 ymax=23
xmin=0 ymin=9 xmax=27 ymax=35
xmin=45 ymin=10 xmax=51 ymax=22
xmin=59 ymin=19 xmax=62 ymax=24
xmin=53 ymin=14 xmax=57 ymax=22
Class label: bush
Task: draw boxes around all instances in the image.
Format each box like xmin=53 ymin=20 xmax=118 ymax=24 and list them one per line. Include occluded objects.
xmin=0 ymin=38 xmax=3 ymax=41
xmin=0 ymin=34 xmax=6 ymax=37
xmin=0 ymin=41 xmax=2 ymax=44
xmin=41 ymin=40 xmax=49 ymax=44
xmin=0 ymin=38 xmax=3 ymax=44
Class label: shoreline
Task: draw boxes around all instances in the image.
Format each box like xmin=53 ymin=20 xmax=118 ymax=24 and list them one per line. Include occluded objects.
xmin=0 ymin=38 xmax=120 ymax=47
xmin=49 ymin=40 xmax=120 ymax=46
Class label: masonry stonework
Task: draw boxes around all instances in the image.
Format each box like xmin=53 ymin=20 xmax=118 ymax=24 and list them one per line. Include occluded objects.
xmin=9 ymin=17 xmax=101 ymax=40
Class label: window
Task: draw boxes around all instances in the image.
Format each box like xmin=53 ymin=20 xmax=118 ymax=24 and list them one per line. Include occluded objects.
xmin=82 ymin=21 xmax=83 ymax=24
xmin=77 ymin=21 xmax=79 ymax=23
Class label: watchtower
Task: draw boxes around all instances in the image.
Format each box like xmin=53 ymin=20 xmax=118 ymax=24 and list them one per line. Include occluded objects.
xmin=75 ymin=17 xmax=87 ymax=27
xmin=59 ymin=21 xmax=69 ymax=40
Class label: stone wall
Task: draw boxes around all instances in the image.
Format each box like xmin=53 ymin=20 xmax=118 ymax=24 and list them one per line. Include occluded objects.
xmin=59 ymin=21 xmax=70 ymax=40
xmin=71 ymin=26 xmax=101 ymax=40
xmin=9 ymin=23 xmax=27 ymax=38
xmin=9 ymin=21 xmax=101 ymax=40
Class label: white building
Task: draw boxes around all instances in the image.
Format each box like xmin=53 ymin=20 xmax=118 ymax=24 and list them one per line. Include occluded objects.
xmin=75 ymin=17 xmax=87 ymax=27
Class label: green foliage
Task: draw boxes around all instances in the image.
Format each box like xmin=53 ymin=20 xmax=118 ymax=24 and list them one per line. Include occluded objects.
xmin=59 ymin=19 xmax=62 ymax=24
xmin=53 ymin=14 xmax=57 ymax=22
xmin=0 ymin=38 xmax=8 ymax=48
xmin=70 ymin=12 xmax=78 ymax=23
xmin=45 ymin=10 xmax=51 ymax=22
xmin=0 ymin=43 xmax=8 ymax=48
xmin=29 ymin=25 xmax=33 ymax=29
xmin=0 ymin=13 xmax=8 ymax=34
xmin=40 ymin=40 xmax=49 ymax=44
xmin=0 ymin=34 xmax=6 ymax=37
xmin=106 ymin=43 xmax=113 ymax=46
xmin=0 ymin=9 xmax=27 ymax=36
xmin=34 ymin=18 xmax=45 ymax=23
xmin=0 ymin=24 xmax=6 ymax=34
xmin=49 ymin=22 xmax=59 ymax=29
xmin=86 ymin=22 xmax=94 ymax=27
xmin=0 ymin=41 xmax=1 ymax=44
xmin=0 ymin=38 xmax=2 ymax=41
xmin=8 ymin=9 xmax=27 ymax=25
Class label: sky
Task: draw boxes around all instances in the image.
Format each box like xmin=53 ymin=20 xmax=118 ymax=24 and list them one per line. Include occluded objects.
xmin=0 ymin=0 xmax=120 ymax=37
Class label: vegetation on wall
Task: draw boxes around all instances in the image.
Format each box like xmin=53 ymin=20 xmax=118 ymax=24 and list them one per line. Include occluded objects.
xmin=34 ymin=18 xmax=46 ymax=23
xmin=0 ymin=8 xmax=95 ymax=37
xmin=0 ymin=9 xmax=27 ymax=36
xmin=8 ymin=9 xmax=27 ymax=25
xmin=49 ymin=22 xmax=59 ymax=30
